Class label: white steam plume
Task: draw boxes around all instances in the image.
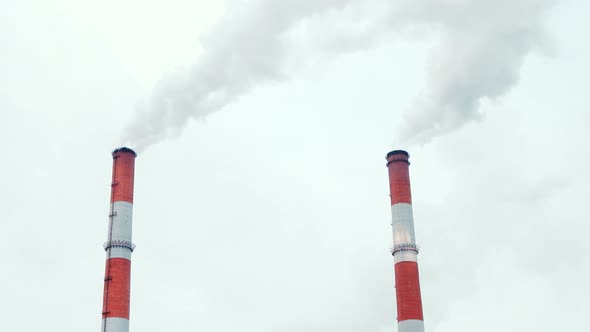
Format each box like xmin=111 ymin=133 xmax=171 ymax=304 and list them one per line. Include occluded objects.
xmin=122 ymin=0 xmax=554 ymax=152
xmin=393 ymin=0 xmax=554 ymax=145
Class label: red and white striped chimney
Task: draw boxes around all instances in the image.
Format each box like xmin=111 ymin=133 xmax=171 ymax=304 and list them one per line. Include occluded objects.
xmin=386 ymin=150 xmax=424 ymax=332
xmin=101 ymin=147 xmax=137 ymax=332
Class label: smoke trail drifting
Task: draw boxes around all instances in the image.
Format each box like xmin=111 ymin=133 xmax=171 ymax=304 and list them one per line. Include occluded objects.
xmin=393 ymin=0 xmax=554 ymax=145
xmin=122 ymin=0 xmax=354 ymax=152
xmin=123 ymin=0 xmax=553 ymax=152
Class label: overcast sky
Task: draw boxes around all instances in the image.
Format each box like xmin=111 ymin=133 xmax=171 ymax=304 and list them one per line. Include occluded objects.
xmin=1 ymin=0 xmax=589 ymax=331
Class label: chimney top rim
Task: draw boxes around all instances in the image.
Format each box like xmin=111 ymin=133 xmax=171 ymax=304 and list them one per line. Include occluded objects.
xmin=386 ymin=150 xmax=409 ymax=159
xmin=112 ymin=147 xmax=137 ymax=158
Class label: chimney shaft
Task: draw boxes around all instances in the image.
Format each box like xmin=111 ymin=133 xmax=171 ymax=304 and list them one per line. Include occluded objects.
xmin=386 ymin=150 xmax=424 ymax=332
xmin=101 ymin=147 xmax=137 ymax=332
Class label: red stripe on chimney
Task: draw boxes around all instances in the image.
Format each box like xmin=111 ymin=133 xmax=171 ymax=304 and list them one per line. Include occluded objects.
xmin=387 ymin=153 xmax=412 ymax=205
xmin=111 ymin=150 xmax=135 ymax=203
xmin=394 ymin=261 xmax=423 ymax=321
xmin=102 ymin=258 xmax=131 ymax=319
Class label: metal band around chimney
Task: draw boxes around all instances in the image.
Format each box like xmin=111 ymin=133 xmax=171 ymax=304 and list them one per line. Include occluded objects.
xmin=103 ymin=240 xmax=136 ymax=252
xmin=391 ymin=243 xmax=420 ymax=256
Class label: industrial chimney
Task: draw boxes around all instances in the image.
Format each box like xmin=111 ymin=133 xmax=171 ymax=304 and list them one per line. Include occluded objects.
xmin=101 ymin=147 xmax=137 ymax=332
xmin=386 ymin=150 xmax=424 ymax=332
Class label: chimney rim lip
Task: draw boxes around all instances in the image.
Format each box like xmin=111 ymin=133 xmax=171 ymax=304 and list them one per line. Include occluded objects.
xmin=112 ymin=147 xmax=137 ymax=158
xmin=386 ymin=150 xmax=409 ymax=159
